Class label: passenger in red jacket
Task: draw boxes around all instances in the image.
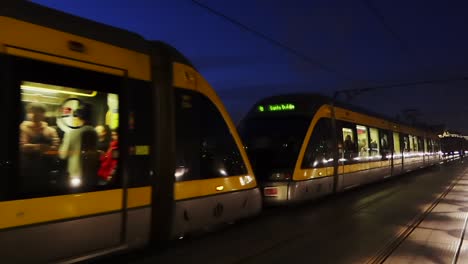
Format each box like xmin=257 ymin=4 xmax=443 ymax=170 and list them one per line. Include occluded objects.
xmin=98 ymin=131 xmax=118 ymax=182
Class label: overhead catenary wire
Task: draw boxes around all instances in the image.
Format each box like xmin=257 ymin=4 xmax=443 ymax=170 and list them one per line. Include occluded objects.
xmin=191 ymin=0 xmax=468 ymax=101
xmin=190 ymin=0 xmax=354 ymax=81
xmin=361 ymin=0 xmax=409 ymax=53
xmin=334 ymin=77 xmax=468 ymax=100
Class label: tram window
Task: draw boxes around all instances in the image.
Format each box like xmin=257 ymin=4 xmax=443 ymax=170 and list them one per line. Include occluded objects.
xmin=409 ymin=135 xmax=419 ymax=153
xmin=401 ymin=134 xmax=410 ymax=153
xmin=18 ymin=81 xmax=120 ymax=198
xmin=174 ymin=90 xmax=247 ymax=182
xmin=417 ymin=137 xmax=424 ymax=152
xmin=199 ymin=94 xmax=247 ymax=179
xmin=356 ymin=125 xmax=368 ymax=158
xmin=434 ymin=141 xmax=441 ymax=152
xmin=302 ymin=118 xmax=333 ymax=168
xmin=341 ymin=125 xmax=357 ymax=162
xmin=379 ymin=129 xmax=391 ymax=157
xmin=174 ymin=90 xmax=200 ymax=182
xmin=369 ymin=127 xmax=380 ymax=157
xmin=427 ymin=139 xmax=433 ymax=153
xmin=393 ymin=132 xmax=401 ymax=154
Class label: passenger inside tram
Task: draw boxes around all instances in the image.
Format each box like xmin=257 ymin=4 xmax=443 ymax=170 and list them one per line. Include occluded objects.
xmin=19 ymin=81 xmax=119 ymax=195
xmin=19 ymin=102 xmax=61 ymax=193
xmin=58 ymin=103 xmax=99 ymax=188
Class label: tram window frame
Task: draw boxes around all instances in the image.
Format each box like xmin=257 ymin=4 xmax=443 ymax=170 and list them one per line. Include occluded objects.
xmin=174 ymin=89 xmax=201 ymax=182
xmin=356 ymin=124 xmax=369 ymax=159
xmin=393 ymin=132 xmax=401 ymax=155
xmin=0 ymin=54 xmax=13 ymax=200
xmin=424 ymin=138 xmax=429 ymax=153
xmin=401 ymin=134 xmax=410 ymax=154
xmin=301 ymin=118 xmax=333 ymax=169
xmin=127 ymin=79 xmax=154 ymax=187
xmin=368 ymin=127 xmax=380 ymax=159
xmin=434 ymin=141 xmax=441 ymax=153
xmin=379 ymin=129 xmax=392 ymax=160
xmin=338 ymin=121 xmax=358 ymax=164
xmin=427 ymin=139 xmax=434 ymax=153
xmin=4 ymin=55 xmax=125 ymax=201
xmin=199 ymin=93 xmax=247 ymax=179
xmin=408 ymin=135 xmax=416 ymax=153
xmin=417 ymin=137 xmax=424 ymax=152
xmin=174 ymin=89 xmax=247 ymax=182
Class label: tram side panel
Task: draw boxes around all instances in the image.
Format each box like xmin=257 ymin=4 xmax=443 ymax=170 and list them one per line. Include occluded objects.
xmin=0 ymin=52 xmax=133 ymax=263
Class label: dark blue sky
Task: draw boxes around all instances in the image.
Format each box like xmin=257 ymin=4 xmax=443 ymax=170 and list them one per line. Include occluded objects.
xmin=31 ymin=0 xmax=468 ymax=133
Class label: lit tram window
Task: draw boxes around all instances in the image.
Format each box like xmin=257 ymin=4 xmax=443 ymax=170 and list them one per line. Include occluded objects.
xmin=19 ymin=80 xmax=119 ymax=196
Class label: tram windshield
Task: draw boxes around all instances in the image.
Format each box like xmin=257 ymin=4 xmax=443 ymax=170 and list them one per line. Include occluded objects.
xmin=239 ymin=116 xmax=311 ymax=181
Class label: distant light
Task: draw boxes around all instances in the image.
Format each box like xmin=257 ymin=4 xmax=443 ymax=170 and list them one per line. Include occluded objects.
xmin=258 ymin=105 xmax=265 ymax=112
xmin=216 ymin=185 xmax=224 ymax=191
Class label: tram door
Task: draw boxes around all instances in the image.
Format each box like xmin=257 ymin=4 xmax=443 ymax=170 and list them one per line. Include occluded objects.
xmin=0 ymin=53 xmax=127 ymax=263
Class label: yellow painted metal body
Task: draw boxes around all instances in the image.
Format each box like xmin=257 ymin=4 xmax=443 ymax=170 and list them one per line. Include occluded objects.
xmin=0 ymin=17 xmax=151 ymax=81
xmin=0 ymin=187 xmax=151 ymax=230
xmin=0 ymin=16 xmax=257 ymax=231
xmin=0 ymin=15 xmax=152 ymax=230
xmin=293 ymin=104 xmax=439 ymax=181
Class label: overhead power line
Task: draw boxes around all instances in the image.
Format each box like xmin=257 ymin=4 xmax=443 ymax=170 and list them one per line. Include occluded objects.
xmin=190 ymin=0 xmax=354 ymax=81
xmin=334 ymin=77 xmax=468 ymax=100
xmin=361 ymin=0 xmax=409 ymax=53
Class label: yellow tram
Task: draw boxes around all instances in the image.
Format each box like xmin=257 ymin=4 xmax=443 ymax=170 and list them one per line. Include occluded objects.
xmin=0 ymin=2 xmax=261 ymax=263
xmin=239 ymin=94 xmax=441 ymax=204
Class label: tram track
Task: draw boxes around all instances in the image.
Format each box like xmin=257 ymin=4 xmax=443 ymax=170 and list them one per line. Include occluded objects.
xmin=231 ymin=170 xmax=429 ymax=264
xmin=366 ymin=166 xmax=468 ymax=264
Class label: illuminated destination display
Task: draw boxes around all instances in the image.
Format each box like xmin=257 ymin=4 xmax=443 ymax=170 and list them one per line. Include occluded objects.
xmin=257 ymin=103 xmax=296 ymax=112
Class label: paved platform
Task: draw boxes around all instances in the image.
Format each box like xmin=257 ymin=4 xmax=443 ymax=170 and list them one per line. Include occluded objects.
xmin=384 ymin=162 xmax=468 ymax=264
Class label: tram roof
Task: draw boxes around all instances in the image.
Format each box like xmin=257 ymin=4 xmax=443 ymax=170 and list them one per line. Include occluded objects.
xmin=0 ymin=1 xmax=194 ymax=68
xmin=248 ymin=93 xmax=439 ymax=133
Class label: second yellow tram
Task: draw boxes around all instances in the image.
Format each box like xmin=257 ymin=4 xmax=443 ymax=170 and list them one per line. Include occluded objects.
xmin=239 ymin=94 xmax=441 ymax=205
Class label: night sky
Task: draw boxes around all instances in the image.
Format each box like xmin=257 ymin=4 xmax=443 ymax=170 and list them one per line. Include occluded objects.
xmin=31 ymin=0 xmax=468 ymax=133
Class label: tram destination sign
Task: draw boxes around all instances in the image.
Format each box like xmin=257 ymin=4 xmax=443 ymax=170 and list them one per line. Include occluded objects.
xmin=257 ymin=103 xmax=296 ymax=112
